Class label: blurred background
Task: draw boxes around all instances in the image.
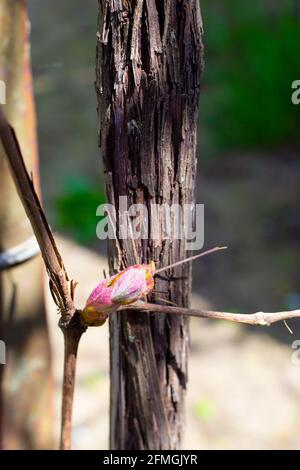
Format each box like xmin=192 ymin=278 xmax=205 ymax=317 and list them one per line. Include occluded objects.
xmin=24 ymin=0 xmax=300 ymax=449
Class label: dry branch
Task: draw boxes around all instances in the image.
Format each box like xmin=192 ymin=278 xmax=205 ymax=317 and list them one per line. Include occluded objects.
xmin=119 ymin=302 xmax=300 ymax=327
xmin=0 ymin=106 xmax=85 ymax=450
xmin=0 ymin=106 xmax=75 ymax=323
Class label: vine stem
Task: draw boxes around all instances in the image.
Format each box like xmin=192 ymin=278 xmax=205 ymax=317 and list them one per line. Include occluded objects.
xmin=60 ymin=322 xmax=85 ymax=450
xmin=0 ymin=107 xmax=82 ymax=450
xmin=120 ymin=302 xmax=300 ymax=328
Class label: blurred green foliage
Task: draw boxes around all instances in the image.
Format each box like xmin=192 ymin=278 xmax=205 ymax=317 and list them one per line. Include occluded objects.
xmin=195 ymin=398 xmax=216 ymax=421
xmin=55 ymin=177 xmax=106 ymax=245
xmin=201 ymin=0 xmax=300 ymax=152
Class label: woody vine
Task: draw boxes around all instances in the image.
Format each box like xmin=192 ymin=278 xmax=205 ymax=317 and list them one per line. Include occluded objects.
xmin=0 ymin=108 xmax=299 ymax=449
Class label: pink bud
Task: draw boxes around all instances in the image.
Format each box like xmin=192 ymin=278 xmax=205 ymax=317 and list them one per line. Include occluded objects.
xmin=85 ymin=279 xmax=114 ymax=310
xmin=82 ymin=262 xmax=155 ymax=325
xmin=82 ymin=278 xmax=117 ymax=325
xmin=110 ymin=268 xmax=147 ymax=304
xmin=110 ymin=263 xmax=155 ymax=304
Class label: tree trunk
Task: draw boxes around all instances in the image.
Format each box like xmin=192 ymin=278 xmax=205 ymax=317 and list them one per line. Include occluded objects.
xmin=96 ymin=0 xmax=203 ymax=449
xmin=0 ymin=0 xmax=54 ymax=449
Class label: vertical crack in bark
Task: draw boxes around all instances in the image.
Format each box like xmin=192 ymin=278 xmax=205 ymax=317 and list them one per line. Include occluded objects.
xmin=97 ymin=0 xmax=203 ymax=450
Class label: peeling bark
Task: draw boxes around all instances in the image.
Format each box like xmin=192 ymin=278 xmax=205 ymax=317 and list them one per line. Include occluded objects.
xmin=96 ymin=0 xmax=203 ymax=449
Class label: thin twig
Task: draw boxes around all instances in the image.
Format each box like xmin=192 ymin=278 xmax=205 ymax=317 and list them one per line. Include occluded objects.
xmin=0 ymin=106 xmax=74 ymax=322
xmin=118 ymin=301 xmax=300 ymax=327
xmin=155 ymin=246 xmax=227 ymax=274
xmin=0 ymin=106 xmax=85 ymax=450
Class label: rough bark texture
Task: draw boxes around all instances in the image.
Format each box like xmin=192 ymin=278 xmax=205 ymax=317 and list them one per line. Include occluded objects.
xmin=96 ymin=0 xmax=203 ymax=449
xmin=0 ymin=0 xmax=54 ymax=449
